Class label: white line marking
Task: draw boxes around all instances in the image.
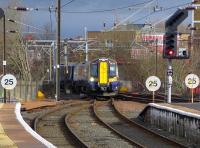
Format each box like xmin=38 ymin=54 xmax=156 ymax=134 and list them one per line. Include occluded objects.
xmin=15 ymin=103 xmax=56 ymax=148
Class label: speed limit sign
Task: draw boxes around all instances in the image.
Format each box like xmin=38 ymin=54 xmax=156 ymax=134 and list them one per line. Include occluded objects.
xmin=1 ymin=74 xmax=17 ymax=90
xmin=145 ymin=76 xmax=161 ymax=91
xmin=185 ymin=74 xmax=199 ymax=89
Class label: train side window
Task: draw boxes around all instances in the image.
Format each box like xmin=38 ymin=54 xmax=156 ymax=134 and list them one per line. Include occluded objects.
xmin=91 ymin=63 xmax=98 ymax=77
xmin=109 ymin=63 xmax=116 ymax=77
xmin=66 ymin=66 xmax=74 ymax=80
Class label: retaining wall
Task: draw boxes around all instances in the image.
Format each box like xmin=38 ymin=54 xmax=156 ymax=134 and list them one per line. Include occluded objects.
xmin=139 ymin=103 xmax=200 ymax=146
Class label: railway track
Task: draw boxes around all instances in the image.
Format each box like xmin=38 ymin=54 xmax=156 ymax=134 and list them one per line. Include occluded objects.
xmin=65 ymin=100 xmax=135 ymax=148
xmin=93 ymin=100 xmax=144 ymax=147
xmin=31 ymin=96 xmax=189 ymax=147
xmin=34 ymin=100 xmax=91 ymax=148
xmin=112 ymin=99 xmax=187 ymax=148
xmin=116 ymin=93 xmax=163 ymax=103
xmin=94 ymin=99 xmax=186 ymax=148
xmin=117 ymin=92 xmax=190 ymax=103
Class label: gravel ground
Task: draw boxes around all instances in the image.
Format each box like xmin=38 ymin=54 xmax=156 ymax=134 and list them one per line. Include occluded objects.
xmin=67 ymin=105 xmax=134 ymax=148
xmin=22 ymin=100 xmax=89 ymax=148
xmin=96 ymin=101 xmax=181 ymax=148
xmin=114 ymin=101 xmax=146 ymax=118
xmin=21 ymin=100 xmax=80 ymax=127
xmin=35 ymin=101 xmax=90 ymax=148
xmin=21 ymin=107 xmax=56 ymax=128
xmin=21 ymin=100 xmax=191 ymax=148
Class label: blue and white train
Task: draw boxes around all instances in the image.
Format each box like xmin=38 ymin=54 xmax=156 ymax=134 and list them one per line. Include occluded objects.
xmin=61 ymin=58 xmax=120 ymax=96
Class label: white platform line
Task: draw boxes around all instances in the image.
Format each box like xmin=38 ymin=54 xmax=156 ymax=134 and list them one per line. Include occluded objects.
xmin=15 ymin=103 xmax=56 ymax=148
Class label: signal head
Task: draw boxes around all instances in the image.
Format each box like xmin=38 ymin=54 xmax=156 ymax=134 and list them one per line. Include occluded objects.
xmin=163 ymin=32 xmax=177 ymax=58
xmin=166 ymin=48 xmax=175 ymax=56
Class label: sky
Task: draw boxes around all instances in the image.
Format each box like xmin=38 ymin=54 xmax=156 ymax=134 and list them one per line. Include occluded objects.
xmin=0 ymin=0 xmax=192 ymax=38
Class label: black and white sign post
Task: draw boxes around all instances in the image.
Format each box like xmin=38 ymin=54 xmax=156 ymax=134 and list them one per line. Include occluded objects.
xmin=1 ymin=74 xmax=17 ymax=103
xmin=145 ymin=76 xmax=161 ymax=103
xmin=185 ymin=74 xmax=199 ymax=103
xmin=163 ymin=9 xmax=188 ymax=103
xmin=167 ymin=62 xmax=173 ymax=103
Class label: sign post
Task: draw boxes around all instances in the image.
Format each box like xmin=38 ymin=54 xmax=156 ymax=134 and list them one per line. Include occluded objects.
xmin=1 ymin=74 xmax=17 ymax=102
xmin=0 ymin=8 xmax=6 ymax=103
xmin=185 ymin=74 xmax=199 ymax=103
xmin=145 ymin=76 xmax=161 ymax=102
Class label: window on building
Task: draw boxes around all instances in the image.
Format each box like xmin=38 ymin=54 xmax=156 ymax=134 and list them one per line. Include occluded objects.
xmin=105 ymin=39 xmax=113 ymax=48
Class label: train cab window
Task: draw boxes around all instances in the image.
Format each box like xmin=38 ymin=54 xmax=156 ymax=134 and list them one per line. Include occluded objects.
xmin=91 ymin=63 xmax=98 ymax=77
xmin=109 ymin=63 xmax=116 ymax=77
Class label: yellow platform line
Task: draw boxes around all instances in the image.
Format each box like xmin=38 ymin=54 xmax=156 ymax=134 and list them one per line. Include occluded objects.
xmin=0 ymin=104 xmax=17 ymax=148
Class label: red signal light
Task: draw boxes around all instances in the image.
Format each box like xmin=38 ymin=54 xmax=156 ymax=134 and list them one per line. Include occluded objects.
xmin=166 ymin=48 xmax=175 ymax=56
xmin=168 ymin=50 xmax=174 ymax=55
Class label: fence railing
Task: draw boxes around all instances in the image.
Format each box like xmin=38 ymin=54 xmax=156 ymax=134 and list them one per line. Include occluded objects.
xmin=0 ymin=81 xmax=41 ymax=102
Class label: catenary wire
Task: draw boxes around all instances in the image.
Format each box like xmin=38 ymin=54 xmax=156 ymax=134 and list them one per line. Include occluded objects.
xmin=61 ymin=0 xmax=75 ymax=8
xmin=133 ymin=2 xmax=192 ymax=23
xmin=61 ymin=0 xmax=154 ymax=13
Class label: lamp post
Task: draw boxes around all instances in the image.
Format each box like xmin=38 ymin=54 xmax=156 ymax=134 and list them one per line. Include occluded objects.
xmin=56 ymin=0 xmax=61 ymax=101
xmin=0 ymin=8 xmax=6 ymax=103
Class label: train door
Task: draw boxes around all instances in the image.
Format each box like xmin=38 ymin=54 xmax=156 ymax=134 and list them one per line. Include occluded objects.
xmin=99 ymin=61 xmax=108 ymax=84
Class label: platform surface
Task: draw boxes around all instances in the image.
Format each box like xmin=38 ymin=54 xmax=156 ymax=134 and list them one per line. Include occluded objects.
xmin=172 ymin=103 xmax=200 ymax=111
xmin=156 ymin=102 xmax=200 ymax=115
xmin=0 ymin=103 xmax=45 ymax=148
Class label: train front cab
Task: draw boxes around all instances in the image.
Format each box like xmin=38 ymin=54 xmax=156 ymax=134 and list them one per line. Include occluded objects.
xmin=89 ymin=59 xmax=119 ymax=96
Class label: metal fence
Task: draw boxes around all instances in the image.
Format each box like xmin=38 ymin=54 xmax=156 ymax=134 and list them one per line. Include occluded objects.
xmin=0 ymin=81 xmax=41 ymax=102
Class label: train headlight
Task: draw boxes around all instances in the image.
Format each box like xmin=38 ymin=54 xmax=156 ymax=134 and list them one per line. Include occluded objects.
xmin=89 ymin=77 xmax=95 ymax=82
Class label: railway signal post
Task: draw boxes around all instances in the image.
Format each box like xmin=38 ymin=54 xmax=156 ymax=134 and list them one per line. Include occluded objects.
xmin=163 ymin=9 xmax=188 ymax=103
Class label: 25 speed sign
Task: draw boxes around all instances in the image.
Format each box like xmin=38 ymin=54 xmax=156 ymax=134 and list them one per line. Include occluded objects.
xmin=185 ymin=74 xmax=199 ymax=89
xmin=145 ymin=76 xmax=161 ymax=91
xmin=1 ymin=74 xmax=17 ymax=90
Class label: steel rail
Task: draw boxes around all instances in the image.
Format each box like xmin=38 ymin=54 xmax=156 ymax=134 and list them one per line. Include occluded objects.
xmin=65 ymin=104 xmax=92 ymax=148
xmin=34 ymin=100 xmax=91 ymax=131
xmin=119 ymin=92 xmax=190 ymax=103
xmin=93 ymin=99 xmax=145 ymax=148
xmin=112 ymin=98 xmax=188 ymax=148
xmin=34 ymin=100 xmax=91 ymax=148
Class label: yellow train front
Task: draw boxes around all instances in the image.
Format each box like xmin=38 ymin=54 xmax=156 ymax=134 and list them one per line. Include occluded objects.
xmin=65 ymin=58 xmax=120 ymax=96
xmin=88 ymin=58 xmax=120 ymax=96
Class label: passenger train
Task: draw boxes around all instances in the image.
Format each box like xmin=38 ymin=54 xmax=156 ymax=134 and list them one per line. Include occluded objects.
xmin=60 ymin=58 xmax=120 ymax=96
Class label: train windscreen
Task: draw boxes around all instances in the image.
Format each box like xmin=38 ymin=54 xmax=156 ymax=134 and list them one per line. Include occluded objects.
xmin=109 ymin=63 xmax=116 ymax=77
xmin=91 ymin=63 xmax=98 ymax=77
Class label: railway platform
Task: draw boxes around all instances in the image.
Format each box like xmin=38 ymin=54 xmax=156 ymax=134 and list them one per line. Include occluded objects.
xmin=171 ymin=102 xmax=200 ymax=112
xmin=0 ymin=102 xmax=55 ymax=148
xmin=149 ymin=102 xmax=200 ymax=116
xmin=139 ymin=102 xmax=200 ymax=147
